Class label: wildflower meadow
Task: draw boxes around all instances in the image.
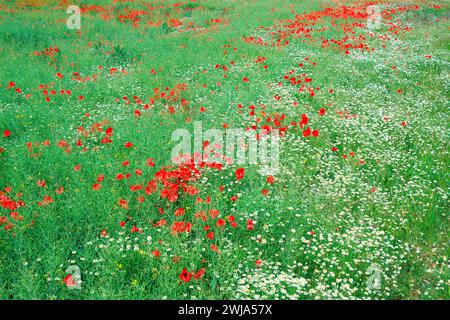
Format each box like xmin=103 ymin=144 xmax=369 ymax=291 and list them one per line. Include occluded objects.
xmin=0 ymin=0 xmax=448 ymax=301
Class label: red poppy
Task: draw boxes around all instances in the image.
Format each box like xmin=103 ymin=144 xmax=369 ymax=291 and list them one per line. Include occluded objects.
xmin=152 ymin=249 xmax=161 ymax=257
xmin=179 ymin=268 xmax=191 ymax=283
xmin=302 ymin=127 xmax=311 ymax=137
xmin=194 ymin=268 xmax=205 ymax=280
xmin=3 ymin=130 xmax=11 ymax=138
xmin=119 ymin=199 xmax=129 ymax=210
xmin=146 ymin=158 xmax=155 ymax=167
xmin=209 ymin=209 xmax=219 ymax=219
xmin=64 ymin=274 xmax=76 ymax=287
xmin=175 ymin=208 xmax=185 ymax=217
xmin=37 ymin=180 xmax=46 ymax=187
xmin=216 ymin=219 xmax=225 ymax=227
xmin=300 ymin=114 xmax=309 ymax=127
xmin=235 ymin=168 xmax=245 ymax=181
xmin=171 ymin=221 xmax=191 ymax=234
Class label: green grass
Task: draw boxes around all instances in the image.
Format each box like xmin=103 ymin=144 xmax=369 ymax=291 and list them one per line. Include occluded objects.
xmin=0 ymin=0 xmax=448 ymax=300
